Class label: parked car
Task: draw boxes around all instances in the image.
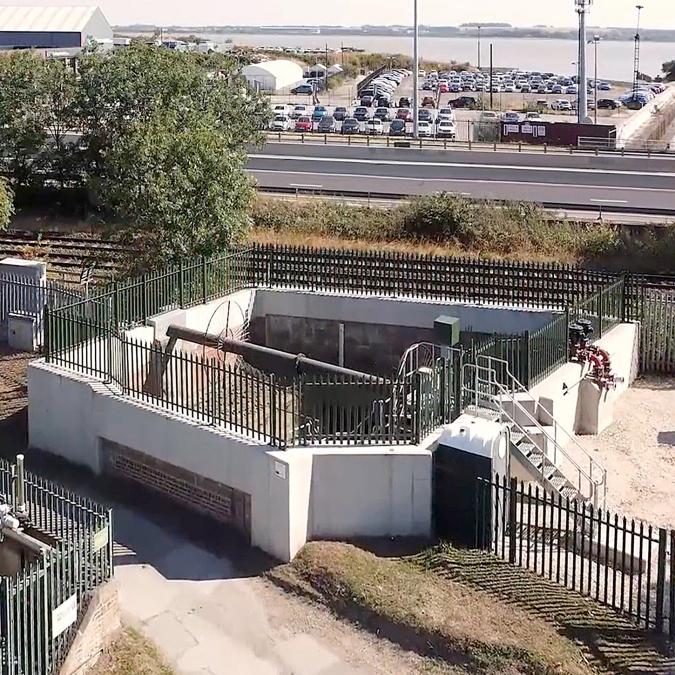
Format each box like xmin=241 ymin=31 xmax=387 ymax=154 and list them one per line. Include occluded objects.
xmin=272 ymin=104 xmax=289 ymax=115
xmin=377 ymin=95 xmax=392 ymax=108
xmin=597 ymin=98 xmax=620 ymax=109
xmin=333 ymin=106 xmax=348 ymax=121
xmin=436 ymin=120 xmax=457 ymax=139
xmin=291 ymin=83 xmax=314 ymax=95
xmin=501 ymin=111 xmax=520 ymax=123
xmin=438 ymin=82 xmax=449 ymax=93
xmin=294 ymin=116 xmax=312 ymax=132
xmin=360 ymin=95 xmax=374 ymax=107
xmin=525 ymin=112 xmax=543 ymax=121
xmin=353 ymin=106 xmax=370 ymax=121
xmin=365 ymin=118 xmax=385 ymax=135
xmin=398 ymin=96 xmax=411 ymax=108
xmin=565 ymin=85 xmax=579 ymax=95
xmin=418 ymin=108 xmax=433 ymax=122
xmin=374 ymin=107 xmax=391 ymax=121
xmin=598 ymin=82 xmax=612 ymax=91
xmin=290 ymin=104 xmax=309 ymax=119
xmin=311 ymin=106 xmax=328 ymax=121
xmin=388 ymin=119 xmax=407 ymax=137
xmin=341 ymin=117 xmax=360 ymax=134
xmin=437 ymin=107 xmax=455 ymax=121
xmin=422 ymin=96 xmax=436 ymax=108
xmin=417 ymin=120 xmax=434 ymax=137
xmin=449 ymin=96 xmax=476 ymax=108
xmin=396 ymin=108 xmax=413 ymax=122
xmin=479 ymin=110 xmax=499 ymax=122
xmin=550 ymin=99 xmax=572 ymax=111
xmin=270 ymin=114 xmax=292 ymax=131
xmin=317 ymin=115 xmax=336 ymax=133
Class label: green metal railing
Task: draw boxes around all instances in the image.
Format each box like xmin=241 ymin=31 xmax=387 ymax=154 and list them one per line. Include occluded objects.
xmin=571 ymin=277 xmax=626 ymax=339
xmin=0 ymin=459 xmax=113 ymax=675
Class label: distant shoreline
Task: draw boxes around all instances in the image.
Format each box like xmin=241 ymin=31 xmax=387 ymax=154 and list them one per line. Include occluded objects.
xmin=114 ymin=26 xmax=675 ymax=43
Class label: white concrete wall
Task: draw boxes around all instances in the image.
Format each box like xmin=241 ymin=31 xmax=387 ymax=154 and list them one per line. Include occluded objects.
xmin=617 ymin=85 xmax=675 ymax=146
xmin=28 ymin=360 xmax=431 ymax=561
xmin=253 ymin=289 xmax=556 ymax=335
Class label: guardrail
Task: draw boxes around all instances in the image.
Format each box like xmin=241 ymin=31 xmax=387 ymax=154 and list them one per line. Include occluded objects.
xmin=264 ymin=130 xmax=675 ymax=157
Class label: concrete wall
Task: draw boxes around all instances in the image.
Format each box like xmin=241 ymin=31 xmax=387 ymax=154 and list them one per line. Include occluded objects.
xmin=28 ymin=360 xmax=431 ymax=561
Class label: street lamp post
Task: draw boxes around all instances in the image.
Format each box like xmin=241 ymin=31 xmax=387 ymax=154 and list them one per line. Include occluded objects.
xmin=477 ymin=25 xmax=481 ymax=71
xmin=412 ymin=0 xmax=419 ymax=138
xmin=589 ymin=35 xmax=600 ymax=124
xmin=575 ymin=0 xmax=592 ymax=124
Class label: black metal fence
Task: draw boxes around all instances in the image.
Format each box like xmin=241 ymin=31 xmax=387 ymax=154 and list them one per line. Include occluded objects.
xmin=0 ymin=459 xmax=113 ymax=674
xmin=477 ymin=476 xmax=674 ymax=638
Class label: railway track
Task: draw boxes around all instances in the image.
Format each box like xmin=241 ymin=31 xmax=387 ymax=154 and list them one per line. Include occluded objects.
xmin=0 ymin=231 xmax=127 ymax=283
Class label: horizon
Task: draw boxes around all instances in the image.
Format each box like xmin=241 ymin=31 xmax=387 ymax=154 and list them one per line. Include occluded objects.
xmin=6 ymin=1 xmax=675 ymax=31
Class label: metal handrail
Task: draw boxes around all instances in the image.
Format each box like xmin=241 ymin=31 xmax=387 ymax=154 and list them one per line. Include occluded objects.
xmin=476 ymin=355 xmax=606 ymax=504
xmin=467 ymin=357 xmax=606 ymax=508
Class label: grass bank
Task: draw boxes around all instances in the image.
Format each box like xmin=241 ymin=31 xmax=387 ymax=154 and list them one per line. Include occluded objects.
xmin=250 ymin=195 xmax=675 ymax=274
xmin=89 ymin=627 xmax=173 ymax=675
xmin=267 ymin=541 xmax=592 ymax=675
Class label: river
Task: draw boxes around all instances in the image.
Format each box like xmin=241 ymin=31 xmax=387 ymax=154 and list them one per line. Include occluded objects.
xmin=199 ymin=33 xmax=671 ymax=82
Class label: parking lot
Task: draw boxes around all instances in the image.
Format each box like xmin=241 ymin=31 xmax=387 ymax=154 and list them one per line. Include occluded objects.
xmin=268 ymin=69 xmax=635 ymax=141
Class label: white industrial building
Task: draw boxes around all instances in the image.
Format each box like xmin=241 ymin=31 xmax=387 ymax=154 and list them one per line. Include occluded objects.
xmin=242 ymin=59 xmax=304 ymax=92
xmin=0 ymin=5 xmax=112 ymax=51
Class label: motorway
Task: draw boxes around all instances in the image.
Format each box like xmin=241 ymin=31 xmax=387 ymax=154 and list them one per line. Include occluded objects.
xmin=248 ymin=142 xmax=675 ymax=214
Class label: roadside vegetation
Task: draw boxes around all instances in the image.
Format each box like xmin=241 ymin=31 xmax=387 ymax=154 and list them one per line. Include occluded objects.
xmin=267 ymin=541 xmax=592 ymax=675
xmin=251 ymin=194 xmax=675 ymax=273
xmin=89 ymin=627 xmax=173 ymax=675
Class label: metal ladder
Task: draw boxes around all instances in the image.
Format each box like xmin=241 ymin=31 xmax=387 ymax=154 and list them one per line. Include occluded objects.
xmin=462 ymin=355 xmax=607 ymax=510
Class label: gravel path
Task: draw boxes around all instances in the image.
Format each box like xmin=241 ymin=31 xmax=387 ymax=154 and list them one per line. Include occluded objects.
xmin=590 ymin=375 xmax=675 ymax=528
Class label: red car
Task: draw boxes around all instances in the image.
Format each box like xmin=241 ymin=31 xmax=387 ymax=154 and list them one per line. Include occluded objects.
xmin=294 ymin=116 xmax=312 ymax=132
xmin=438 ymin=82 xmax=449 ymax=93
xmin=396 ymin=108 xmax=412 ymax=122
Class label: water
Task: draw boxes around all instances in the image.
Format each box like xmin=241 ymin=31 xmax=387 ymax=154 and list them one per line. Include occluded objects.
xmin=204 ymin=33 xmax=671 ymax=83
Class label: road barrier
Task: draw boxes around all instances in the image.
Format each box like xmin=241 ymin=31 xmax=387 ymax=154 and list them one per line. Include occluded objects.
xmin=264 ymin=130 xmax=675 ymax=157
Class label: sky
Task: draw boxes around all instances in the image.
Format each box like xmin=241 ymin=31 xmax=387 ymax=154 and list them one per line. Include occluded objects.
xmin=10 ymin=1 xmax=675 ymax=29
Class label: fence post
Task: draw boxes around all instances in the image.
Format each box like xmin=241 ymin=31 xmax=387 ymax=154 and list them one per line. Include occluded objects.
xmin=656 ymin=528 xmax=667 ymax=632
xmin=201 ymin=256 xmax=207 ymax=305
xmin=179 ymin=260 xmax=185 ymax=308
xmin=621 ymin=273 xmax=628 ymax=323
xmin=270 ymin=373 xmax=278 ymax=447
xmin=524 ymin=331 xmax=531 ymax=389
xmin=113 ymin=281 xmax=119 ymax=330
xmin=670 ymin=530 xmax=675 ymax=640
xmin=598 ymin=290 xmax=604 ymax=337
xmin=43 ymin=305 xmax=50 ymax=362
xmin=414 ymin=371 xmax=422 ymax=443
xmin=141 ymin=273 xmax=148 ymax=323
xmin=509 ymin=478 xmax=518 ymax=563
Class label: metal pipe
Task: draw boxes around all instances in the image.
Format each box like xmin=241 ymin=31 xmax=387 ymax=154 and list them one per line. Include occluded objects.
xmin=166 ymin=325 xmax=380 ymax=381
xmin=15 ymin=454 xmax=26 ymax=517
xmin=338 ymin=323 xmax=345 ymax=367
xmin=412 ymin=0 xmax=419 ymax=138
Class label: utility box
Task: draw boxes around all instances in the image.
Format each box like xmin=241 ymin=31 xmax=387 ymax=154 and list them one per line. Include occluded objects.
xmin=434 ymin=315 xmax=460 ymax=346
xmin=8 ymin=314 xmax=39 ymax=352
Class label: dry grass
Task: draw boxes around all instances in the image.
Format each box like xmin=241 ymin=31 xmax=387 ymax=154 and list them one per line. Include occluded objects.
xmin=88 ymin=627 xmax=173 ymax=675
xmin=268 ymin=541 xmax=593 ymax=675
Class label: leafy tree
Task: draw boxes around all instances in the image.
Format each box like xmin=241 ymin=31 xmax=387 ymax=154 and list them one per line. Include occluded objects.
xmin=663 ymin=60 xmax=675 ymax=81
xmin=77 ymin=44 xmax=268 ymax=263
xmin=0 ymin=178 xmax=14 ymax=230
xmin=0 ymin=52 xmax=47 ymax=187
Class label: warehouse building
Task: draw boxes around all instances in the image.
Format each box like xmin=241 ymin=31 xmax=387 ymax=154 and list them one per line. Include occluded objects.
xmin=0 ymin=5 xmax=112 ymax=50
xmin=242 ymin=59 xmax=304 ymax=92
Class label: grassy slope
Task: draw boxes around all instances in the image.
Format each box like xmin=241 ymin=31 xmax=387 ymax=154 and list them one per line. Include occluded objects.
xmin=88 ymin=627 xmax=174 ymax=675
xmin=268 ymin=541 xmax=593 ymax=675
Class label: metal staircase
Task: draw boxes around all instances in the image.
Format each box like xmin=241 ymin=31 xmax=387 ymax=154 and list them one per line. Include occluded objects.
xmin=463 ymin=356 xmax=606 ymax=509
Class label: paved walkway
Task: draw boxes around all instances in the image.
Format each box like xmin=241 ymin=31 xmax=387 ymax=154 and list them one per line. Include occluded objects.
xmin=112 ymin=501 xmax=376 ymax=675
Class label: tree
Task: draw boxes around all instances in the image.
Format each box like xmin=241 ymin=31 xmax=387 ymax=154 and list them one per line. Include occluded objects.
xmin=0 ymin=178 xmax=14 ymax=230
xmin=76 ymin=44 xmax=268 ymax=264
xmin=663 ymin=60 xmax=675 ymax=81
xmin=0 ymin=52 xmax=48 ymax=188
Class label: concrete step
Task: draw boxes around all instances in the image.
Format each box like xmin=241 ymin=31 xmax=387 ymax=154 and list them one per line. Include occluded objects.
xmin=495 ymin=392 xmax=538 ymax=427
xmin=521 ymin=425 xmax=556 ymax=459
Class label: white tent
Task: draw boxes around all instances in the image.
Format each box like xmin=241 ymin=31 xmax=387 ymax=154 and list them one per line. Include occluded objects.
xmin=242 ymin=60 xmax=304 ymax=92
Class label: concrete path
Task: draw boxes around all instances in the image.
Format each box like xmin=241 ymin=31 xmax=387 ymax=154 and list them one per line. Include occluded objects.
xmin=112 ymin=502 xmax=376 ymax=675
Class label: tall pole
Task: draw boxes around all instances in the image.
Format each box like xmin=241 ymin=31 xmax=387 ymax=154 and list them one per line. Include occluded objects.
xmin=413 ymin=0 xmax=419 ymax=138
xmin=633 ymin=5 xmax=644 ymax=94
xmin=576 ymin=0 xmax=590 ymax=124
xmin=593 ymin=36 xmax=599 ymax=124
xmin=477 ymin=26 xmax=481 ymax=70
xmin=489 ymin=43 xmax=494 ymax=110
xmin=325 ymin=43 xmax=329 ymax=92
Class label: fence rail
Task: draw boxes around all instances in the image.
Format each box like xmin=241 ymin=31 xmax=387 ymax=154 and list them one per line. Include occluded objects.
xmin=0 ymin=459 xmax=113 ymax=675
xmin=477 ymin=476 xmax=674 ymax=638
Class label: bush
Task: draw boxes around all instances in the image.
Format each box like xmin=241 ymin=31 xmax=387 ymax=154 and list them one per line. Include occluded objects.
xmin=0 ymin=178 xmax=14 ymax=230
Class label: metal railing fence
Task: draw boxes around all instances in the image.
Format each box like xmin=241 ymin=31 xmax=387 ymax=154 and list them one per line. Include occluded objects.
xmin=0 ymin=459 xmax=113 ymax=675
xmin=477 ymin=476 xmax=674 ymax=639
